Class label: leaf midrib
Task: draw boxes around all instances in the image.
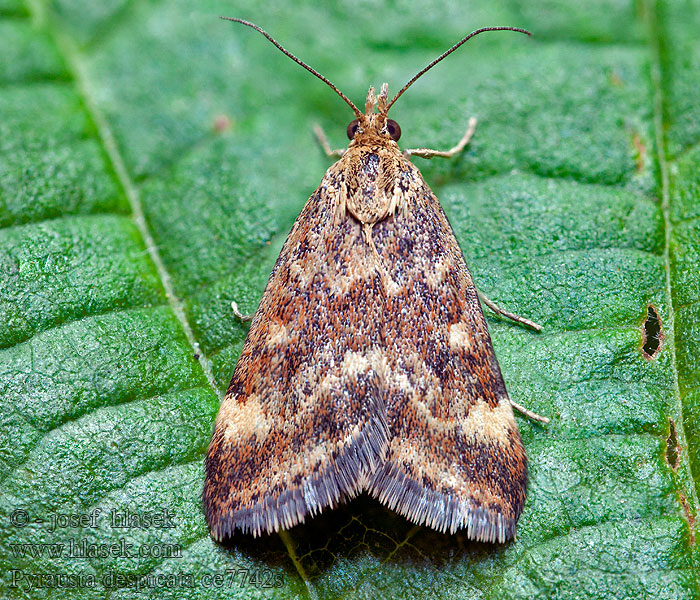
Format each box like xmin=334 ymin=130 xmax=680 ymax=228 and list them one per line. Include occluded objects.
xmin=23 ymin=5 xmax=224 ymax=402
xmin=643 ymin=0 xmax=700 ymax=588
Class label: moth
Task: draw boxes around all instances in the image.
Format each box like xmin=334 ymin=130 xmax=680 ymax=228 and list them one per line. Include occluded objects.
xmin=204 ymin=19 xmax=547 ymax=544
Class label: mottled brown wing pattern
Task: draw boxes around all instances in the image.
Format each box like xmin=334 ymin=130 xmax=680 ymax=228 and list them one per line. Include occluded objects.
xmin=203 ymin=172 xmax=390 ymax=539
xmin=205 ymin=103 xmax=528 ymax=543
xmin=207 ymin=19 xmax=538 ymax=545
xmin=369 ymin=160 xmax=527 ymax=542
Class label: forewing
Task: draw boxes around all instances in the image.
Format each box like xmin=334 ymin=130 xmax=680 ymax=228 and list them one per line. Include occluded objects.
xmin=203 ymin=172 xmax=389 ymax=539
xmin=369 ymin=162 xmax=527 ymax=543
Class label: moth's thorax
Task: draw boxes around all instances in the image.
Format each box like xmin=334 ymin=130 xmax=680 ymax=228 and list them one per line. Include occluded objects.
xmin=339 ymin=143 xmax=405 ymax=226
xmin=332 ymin=83 xmax=411 ymax=226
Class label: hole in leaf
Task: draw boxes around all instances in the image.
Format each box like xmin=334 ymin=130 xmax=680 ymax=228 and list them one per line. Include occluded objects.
xmin=666 ymin=418 xmax=680 ymax=471
xmin=679 ymin=493 xmax=696 ymax=546
xmin=642 ymin=305 xmax=663 ymax=359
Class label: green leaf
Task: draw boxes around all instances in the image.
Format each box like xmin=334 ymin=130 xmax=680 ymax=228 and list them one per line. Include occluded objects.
xmin=1 ymin=0 xmax=698 ymax=598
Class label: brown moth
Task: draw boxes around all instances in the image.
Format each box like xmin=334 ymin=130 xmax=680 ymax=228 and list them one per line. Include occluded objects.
xmin=204 ymin=19 xmax=546 ymax=544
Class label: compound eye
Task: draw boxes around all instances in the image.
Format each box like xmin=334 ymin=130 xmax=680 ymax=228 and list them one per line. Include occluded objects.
xmin=386 ymin=119 xmax=401 ymax=141
xmin=346 ymin=118 xmax=360 ymax=139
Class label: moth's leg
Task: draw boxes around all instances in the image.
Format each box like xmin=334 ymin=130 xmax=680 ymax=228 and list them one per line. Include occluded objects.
xmin=476 ymin=291 xmax=549 ymax=423
xmin=231 ymin=300 xmax=254 ymax=322
xmin=313 ymin=124 xmax=345 ymax=158
xmin=510 ymin=400 xmax=550 ymax=424
xmin=404 ymin=117 xmax=477 ymax=159
xmin=477 ymin=291 xmax=542 ymax=332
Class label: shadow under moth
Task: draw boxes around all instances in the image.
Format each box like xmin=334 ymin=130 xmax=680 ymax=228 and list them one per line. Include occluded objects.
xmin=203 ymin=19 xmax=548 ymax=544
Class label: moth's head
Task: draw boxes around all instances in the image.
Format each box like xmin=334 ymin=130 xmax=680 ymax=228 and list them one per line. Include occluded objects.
xmin=346 ymin=83 xmax=401 ymax=145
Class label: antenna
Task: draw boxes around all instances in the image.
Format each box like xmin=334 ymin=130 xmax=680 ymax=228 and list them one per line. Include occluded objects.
xmin=221 ymin=17 xmax=363 ymax=117
xmin=385 ymin=27 xmax=531 ymax=112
